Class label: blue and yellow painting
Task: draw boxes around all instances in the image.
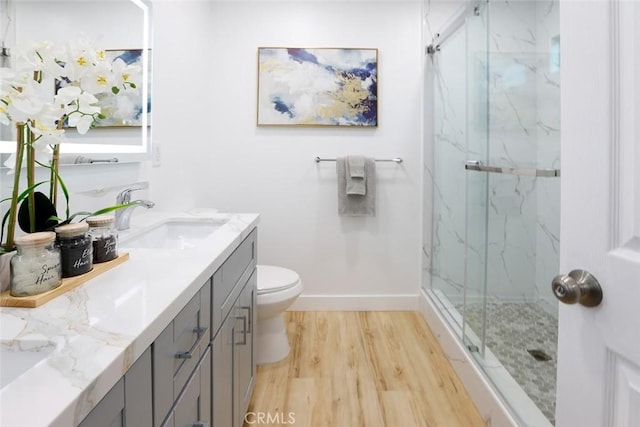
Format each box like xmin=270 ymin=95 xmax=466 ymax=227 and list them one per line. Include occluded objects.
xmin=257 ymin=47 xmax=378 ymax=127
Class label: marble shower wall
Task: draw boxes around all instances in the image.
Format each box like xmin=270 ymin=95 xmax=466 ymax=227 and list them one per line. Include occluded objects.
xmin=426 ymin=0 xmax=560 ymax=312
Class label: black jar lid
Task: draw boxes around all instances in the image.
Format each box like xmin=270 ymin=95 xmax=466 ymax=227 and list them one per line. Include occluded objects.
xmin=55 ymin=222 xmax=89 ymax=239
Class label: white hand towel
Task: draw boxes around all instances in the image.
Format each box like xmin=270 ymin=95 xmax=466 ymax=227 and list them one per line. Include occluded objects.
xmin=346 ymin=155 xmax=366 ymax=195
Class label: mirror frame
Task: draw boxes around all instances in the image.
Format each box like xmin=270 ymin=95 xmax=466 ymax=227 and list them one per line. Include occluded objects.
xmin=0 ymin=0 xmax=152 ymax=163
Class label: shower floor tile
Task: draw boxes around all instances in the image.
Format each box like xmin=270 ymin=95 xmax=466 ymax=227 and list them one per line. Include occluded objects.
xmin=463 ymin=302 xmax=558 ymax=425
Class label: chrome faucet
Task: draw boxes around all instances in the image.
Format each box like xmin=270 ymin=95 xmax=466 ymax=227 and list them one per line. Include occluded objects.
xmin=114 ymin=185 xmax=155 ymax=230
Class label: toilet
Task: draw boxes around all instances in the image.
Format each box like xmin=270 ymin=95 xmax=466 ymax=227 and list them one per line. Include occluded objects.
xmin=256 ymin=265 xmax=303 ymax=364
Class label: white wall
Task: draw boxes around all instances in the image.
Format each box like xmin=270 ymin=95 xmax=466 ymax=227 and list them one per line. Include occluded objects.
xmin=2 ymin=1 xmax=426 ymax=308
xmin=175 ymin=1 xmax=424 ymax=308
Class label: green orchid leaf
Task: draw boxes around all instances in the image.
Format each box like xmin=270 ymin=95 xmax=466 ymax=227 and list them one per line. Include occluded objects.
xmin=0 ymin=208 xmax=11 ymax=246
xmin=37 ymin=160 xmax=71 ymax=219
xmin=16 ymin=182 xmax=49 ymax=202
xmin=56 ymin=172 xmax=71 ymax=219
xmin=65 ymin=211 xmax=93 ymax=224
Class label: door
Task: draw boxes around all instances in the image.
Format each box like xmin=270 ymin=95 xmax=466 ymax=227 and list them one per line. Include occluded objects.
xmin=557 ymin=1 xmax=640 ymax=426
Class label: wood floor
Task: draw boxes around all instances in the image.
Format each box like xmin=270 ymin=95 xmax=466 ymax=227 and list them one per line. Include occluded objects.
xmin=246 ymin=311 xmax=485 ymax=427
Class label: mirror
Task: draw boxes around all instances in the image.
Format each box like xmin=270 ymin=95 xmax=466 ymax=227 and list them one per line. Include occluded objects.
xmin=0 ymin=0 xmax=152 ymax=162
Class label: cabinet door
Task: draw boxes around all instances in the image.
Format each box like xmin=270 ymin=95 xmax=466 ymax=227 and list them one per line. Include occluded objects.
xmin=79 ymin=348 xmax=152 ymax=427
xmin=172 ymin=348 xmax=211 ymax=427
xmin=212 ymin=315 xmax=234 ymax=427
xmin=78 ymin=378 xmax=124 ymax=427
xmin=154 ymin=280 xmax=211 ymax=427
xmin=124 ymin=347 xmax=153 ymax=427
xmin=234 ymin=269 xmax=256 ymax=427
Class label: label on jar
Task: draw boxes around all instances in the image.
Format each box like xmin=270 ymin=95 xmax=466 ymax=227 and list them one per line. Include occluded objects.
xmin=11 ymin=256 xmax=62 ymax=296
xmin=93 ymin=236 xmax=117 ymax=263
xmin=61 ymin=244 xmax=93 ymax=277
xmin=36 ymin=261 xmax=61 ymax=286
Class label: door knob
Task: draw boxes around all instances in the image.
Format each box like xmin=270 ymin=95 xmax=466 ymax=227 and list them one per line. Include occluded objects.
xmin=551 ymin=269 xmax=603 ymax=307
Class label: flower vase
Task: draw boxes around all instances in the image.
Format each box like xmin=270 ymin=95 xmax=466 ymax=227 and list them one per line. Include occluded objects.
xmin=0 ymin=252 xmax=15 ymax=293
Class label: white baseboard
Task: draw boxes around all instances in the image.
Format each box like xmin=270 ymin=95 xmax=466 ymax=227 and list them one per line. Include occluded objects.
xmin=288 ymin=294 xmax=419 ymax=311
xmin=419 ymin=289 xmax=520 ymax=427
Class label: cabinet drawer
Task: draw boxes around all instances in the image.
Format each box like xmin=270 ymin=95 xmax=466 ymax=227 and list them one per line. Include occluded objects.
xmin=153 ymin=279 xmax=211 ymax=427
xmin=163 ymin=347 xmax=211 ymax=427
xmin=212 ymin=229 xmax=257 ymax=337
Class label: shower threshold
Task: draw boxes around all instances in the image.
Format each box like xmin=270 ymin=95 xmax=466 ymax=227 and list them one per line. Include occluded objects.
xmin=427 ymin=289 xmax=553 ymax=427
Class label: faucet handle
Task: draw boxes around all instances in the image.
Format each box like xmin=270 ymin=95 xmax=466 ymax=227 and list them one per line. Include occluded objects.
xmin=117 ymin=185 xmax=144 ymax=204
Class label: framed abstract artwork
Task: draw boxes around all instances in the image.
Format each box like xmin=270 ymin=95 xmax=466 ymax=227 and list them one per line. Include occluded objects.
xmin=257 ymin=47 xmax=378 ymax=127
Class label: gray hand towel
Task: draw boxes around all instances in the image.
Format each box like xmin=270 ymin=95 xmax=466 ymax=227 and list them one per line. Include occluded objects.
xmin=337 ymin=157 xmax=376 ymax=217
xmin=346 ymin=155 xmax=366 ymax=195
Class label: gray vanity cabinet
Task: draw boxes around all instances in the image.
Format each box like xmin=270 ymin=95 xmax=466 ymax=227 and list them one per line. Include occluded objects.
xmin=77 ymin=227 xmax=257 ymax=427
xmin=78 ymin=347 xmax=152 ymax=427
xmin=211 ymin=229 xmax=257 ymax=427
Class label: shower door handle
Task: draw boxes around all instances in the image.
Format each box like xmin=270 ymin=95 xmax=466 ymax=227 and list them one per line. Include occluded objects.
xmin=465 ymin=160 xmax=561 ymax=177
xmin=551 ymin=269 xmax=603 ymax=307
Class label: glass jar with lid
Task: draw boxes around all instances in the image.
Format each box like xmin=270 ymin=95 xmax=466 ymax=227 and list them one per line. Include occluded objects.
xmin=55 ymin=222 xmax=93 ymax=277
xmin=86 ymin=215 xmax=118 ymax=263
xmin=10 ymin=231 xmax=62 ymax=296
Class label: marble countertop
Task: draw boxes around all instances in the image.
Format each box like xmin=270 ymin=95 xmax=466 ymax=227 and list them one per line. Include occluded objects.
xmin=0 ymin=211 xmax=259 ymax=427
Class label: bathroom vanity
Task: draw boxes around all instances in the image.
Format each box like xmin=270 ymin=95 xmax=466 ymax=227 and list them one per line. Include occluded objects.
xmin=0 ymin=212 xmax=259 ymax=427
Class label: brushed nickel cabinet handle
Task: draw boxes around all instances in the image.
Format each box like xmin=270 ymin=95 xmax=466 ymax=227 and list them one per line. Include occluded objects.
xmin=175 ymin=326 xmax=208 ymax=359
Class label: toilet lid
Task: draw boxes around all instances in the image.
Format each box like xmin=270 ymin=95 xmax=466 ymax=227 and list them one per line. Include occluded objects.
xmin=257 ymin=265 xmax=300 ymax=294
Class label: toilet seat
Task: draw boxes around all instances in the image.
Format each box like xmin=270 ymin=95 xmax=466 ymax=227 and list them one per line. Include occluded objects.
xmin=257 ymin=265 xmax=300 ymax=295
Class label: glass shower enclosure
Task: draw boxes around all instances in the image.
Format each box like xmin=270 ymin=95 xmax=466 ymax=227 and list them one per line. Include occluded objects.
xmin=424 ymin=1 xmax=560 ymax=425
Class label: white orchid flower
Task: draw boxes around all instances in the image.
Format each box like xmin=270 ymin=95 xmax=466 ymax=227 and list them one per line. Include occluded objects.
xmin=3 ymin=37 xmax=142 ymax=139
xmin=70 ymin=114 xmax=96 ymax=134
xmin=29 ymin=103 xmax=66 ymax=146
xmin=55 ymin=86 xmax=101 ymax=134
xmin=7 ymin=79 xmax=46 ymax=122
xmin=15 ymin=41 xmax=65 ymax=78
xmin=62 ymin=37 xmax=105 ymax=82
xmin=81 ymin=60 xmax=116 ymax=95
xmin=111 ymin=58 xmax=141 ymax=93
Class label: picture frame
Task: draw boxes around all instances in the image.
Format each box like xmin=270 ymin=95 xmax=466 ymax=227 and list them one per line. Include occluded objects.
xmin=257 ymin=47 xmax=378 ymax=127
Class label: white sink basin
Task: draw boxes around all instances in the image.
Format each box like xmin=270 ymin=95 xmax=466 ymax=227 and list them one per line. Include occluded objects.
xmin=0 ymin=340 xmax=55 ymax=388
xmin=121 ymin=219 xmax=227 ymax=249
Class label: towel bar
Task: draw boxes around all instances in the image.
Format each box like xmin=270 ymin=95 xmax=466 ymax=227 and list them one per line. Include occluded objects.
xmin=314 ymin=156 xmax=403 ymax=163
